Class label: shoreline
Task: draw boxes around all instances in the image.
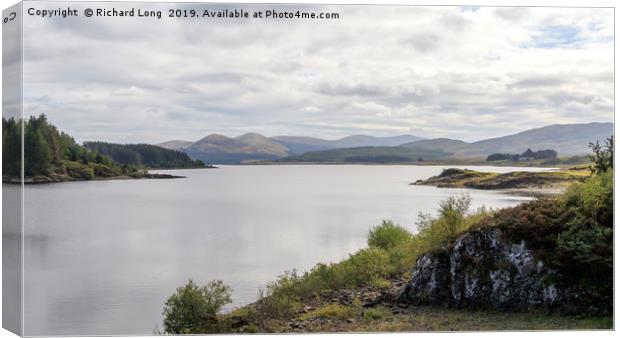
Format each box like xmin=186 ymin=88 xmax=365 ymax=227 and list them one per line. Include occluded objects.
xmin=2 ymin=173 xmax=187 ymax=185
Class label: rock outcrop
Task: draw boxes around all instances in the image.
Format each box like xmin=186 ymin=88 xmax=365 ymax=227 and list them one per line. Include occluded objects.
xmin=397 ymin=228 xmax=581 ymax=313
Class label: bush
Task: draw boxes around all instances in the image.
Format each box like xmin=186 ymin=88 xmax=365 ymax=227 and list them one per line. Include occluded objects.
xmin=414 ymin=194 xmax=480 ymax=252
xmin=340 ymin=247 xmax=392 ymax=286
xmin=162 ymin=279 xmax=232 ymax=334
xmin=62 ymin=160 xmax=96 ymax=180
xmin=257 ymin=271 xmax=304 ymax=319
xmin=368 ymin=220 xmax=412 ymax=250
xmin=587 ymin=136 xmax=613 ymax=174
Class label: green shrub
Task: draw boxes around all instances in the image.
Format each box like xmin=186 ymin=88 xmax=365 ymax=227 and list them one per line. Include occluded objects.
xmin=587 ymin=136 xmax=613 ymax=174
xmin=340 ymin=247 xmax=392 ymax=286
xmin=368 ymin=220 xmax=413 ymax=250
xmin=62 ymin=160 xmax=96 ymax=180
xmin=257 ymin=271 xmax=304 ymax=319
xmin=162 ymin=279 xmax=232 ymax=334
xmin=413 ymin=194 xmax=481 ymax=253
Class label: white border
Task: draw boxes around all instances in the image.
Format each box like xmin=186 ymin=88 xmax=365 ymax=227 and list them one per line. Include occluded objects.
xmin=0 ymin=1 xmax=617 ymax=338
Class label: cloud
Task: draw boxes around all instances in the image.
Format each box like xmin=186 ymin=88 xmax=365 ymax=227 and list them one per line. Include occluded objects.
xmin=20 ymin=4 xmax=613 ymax=143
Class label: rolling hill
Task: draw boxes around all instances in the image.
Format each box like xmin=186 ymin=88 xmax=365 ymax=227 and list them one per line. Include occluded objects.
xmin=157 ymin=123 xmax=612 ymax=164
xmin=160 ymin=133 xmax=424 ymax=164
xmin=400 ymin=123 xmax=613 ymax=157
xmin=158 ymin=140 xmax=194 ymax=151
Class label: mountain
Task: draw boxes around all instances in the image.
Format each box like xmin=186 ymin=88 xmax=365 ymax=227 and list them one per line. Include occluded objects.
xmin=158 ymin=123 xmax=612 ymax=164
xmin=183 ymin=133 xmax=289 ymax=164
xmin=290 ymin=122 xmax=613 ymax=163
xmin=271 ymin=134 xmax=423 ymax=155
xmin=330 ymin=134 xmax=424 ymax=148
xmin=286 ymin=146 xmax=450 ymax=163
xmin=400 ymin=123 xmax=613 ymax=157
xmin=466 ymin=123 xmax=613 ymax=156
xmin=399 ymin=138 xmax=469 ymax=155
xmin=159 ymin=133 xmax=425 ymax=163
xmin=158 ymin=140 xmax=194 ymax=150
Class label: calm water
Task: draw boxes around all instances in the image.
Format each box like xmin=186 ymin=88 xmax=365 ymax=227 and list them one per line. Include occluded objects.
xmin=15 ymin=165 xmax=548 ymax=335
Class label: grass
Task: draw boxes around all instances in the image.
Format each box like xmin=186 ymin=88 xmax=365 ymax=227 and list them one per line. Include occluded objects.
xmin=415 ymin=168 xmax=590 ymax=190
xmin=286 ymin=305 xmax=612 ymax=332
xmin=298 ymin=304 xmax=358 ymax=321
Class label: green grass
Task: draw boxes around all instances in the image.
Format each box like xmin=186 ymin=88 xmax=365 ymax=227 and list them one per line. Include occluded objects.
xmin=287 ymin=305 xmax=612 ymax=332
xmin=415 ymin=168 xmax=590 ymax=189
xmin=298 ymin=304 xmax=358 ymax=321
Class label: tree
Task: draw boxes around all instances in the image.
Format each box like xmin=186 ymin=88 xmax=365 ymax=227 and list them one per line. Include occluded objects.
xmin=24 ymin=126 xmax=52 ymax=176
xmin=587 ymin=136 xmax=613 ymax=174
xmin=162 ymin=279 xmax=232 ymax=334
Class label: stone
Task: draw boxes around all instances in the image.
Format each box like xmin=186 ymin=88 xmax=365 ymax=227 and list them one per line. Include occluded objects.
xmin=397 ymin=228 xmax=573 ymax=313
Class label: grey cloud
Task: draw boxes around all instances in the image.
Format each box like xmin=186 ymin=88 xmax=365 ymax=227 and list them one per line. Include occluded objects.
xmin=17 ymin=4 xmax=614 ymax=144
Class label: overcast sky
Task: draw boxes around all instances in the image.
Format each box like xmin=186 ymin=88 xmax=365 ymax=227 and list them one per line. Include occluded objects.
xmin=19 ymin=3 xmax=613 ymax=144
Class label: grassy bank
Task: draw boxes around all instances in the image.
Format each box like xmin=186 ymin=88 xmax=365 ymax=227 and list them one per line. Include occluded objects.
xmin=412 ymin=167 xmax=590 ymax=192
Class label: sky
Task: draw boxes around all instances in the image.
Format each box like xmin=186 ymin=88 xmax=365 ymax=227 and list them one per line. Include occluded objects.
xmin=15 ymin=3 xmax=614 ymax=144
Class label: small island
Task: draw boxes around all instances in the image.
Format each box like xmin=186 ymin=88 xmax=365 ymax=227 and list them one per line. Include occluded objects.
xmin=411 ymin=167 xmax=590 ymax=196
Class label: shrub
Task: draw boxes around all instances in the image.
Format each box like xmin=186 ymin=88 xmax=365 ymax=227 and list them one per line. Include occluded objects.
xmin=414 ymin=194 xmax=479 ymax=252
xmin=62 ymin=161 xmax=96 ymax=180
xmin=162 ymin=279 xmax=232 ymax=334
xmin=257 ymin=271 xmax=304 ymax=319
xmin=587 ymin=136 xmax=613 ymax=174
xmin=368 ymin=220 xmax=412 ymax=250
xmin=340 ymin=247 xmax=392 ymax=286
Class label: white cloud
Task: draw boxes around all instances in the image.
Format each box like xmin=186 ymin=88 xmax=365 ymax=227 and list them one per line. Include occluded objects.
xmin=21 ymin=3 xmax=613 ymax=143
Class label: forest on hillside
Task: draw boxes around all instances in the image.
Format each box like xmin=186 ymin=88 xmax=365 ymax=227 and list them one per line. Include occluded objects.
xmin=84 ymin=142 xmax=205 ymax=169
xmin=2 ymin=115 xmax=201 ymax=182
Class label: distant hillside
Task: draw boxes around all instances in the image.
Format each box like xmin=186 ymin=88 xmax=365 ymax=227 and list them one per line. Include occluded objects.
xmin=272 ymin=134 xmax=423 ymax=155
xmin=285 ymin=146 xmax=450 ymax=163
xmin=183 ymin=133 xmax=289 ymax=164
xmin=157 ymin=123 xmax=612 ymax=164
xmin=84 ymin=142 xmax=205 ymax=168
xmin=160 ymin=133 xmax=424 ymax=164
xmin=401 ymin=123 xmax=613 ymax=157
xmin=287 ymin=123 xmax=613 ymax=163
xmin=158 ymin=140 xmax=193 ymax=151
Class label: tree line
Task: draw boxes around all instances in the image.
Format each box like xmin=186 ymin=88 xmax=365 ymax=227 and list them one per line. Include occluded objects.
xmin=84 ymin=142 xmax=205 ymax=169
xmin=486 ymin=148 xmax=558 ymax=162
xmin=2 ymin=114 xmax=203 ymax=181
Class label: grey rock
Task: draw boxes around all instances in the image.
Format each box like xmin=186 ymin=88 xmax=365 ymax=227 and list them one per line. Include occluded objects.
xmin=399 ymin=228 xmax=566 ymax=312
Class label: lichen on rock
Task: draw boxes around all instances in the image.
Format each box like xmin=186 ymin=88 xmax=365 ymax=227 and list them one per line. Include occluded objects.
xmin=397 ymin=228 xmax=574 ymax=313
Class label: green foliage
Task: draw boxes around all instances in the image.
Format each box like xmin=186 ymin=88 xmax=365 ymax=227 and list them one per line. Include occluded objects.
xmin=415 ymin=194 xmax=478 ymax=251
xmin=2 ymin=115 xmax=147 ymax=181
xmin=162 ymin=279 xmax=232 ymax=334
xmin=2 ymin=117 xmax=22 ymax=177
xmin=288 ymin=146 xmax=450 ymax=163
xmin=587 ymin=136 xmax=613 ymax=174
xmin=487 ymin=149 xmax=557 ymax=162
xmin=368 ymin=220 xmax=412 ymax=250
xmin=84 ymin=141 xmax=204 ymax=169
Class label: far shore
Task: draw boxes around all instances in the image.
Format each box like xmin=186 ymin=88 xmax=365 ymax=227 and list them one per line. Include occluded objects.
xmin=240 ymin=160 xmax=579 ymax=168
